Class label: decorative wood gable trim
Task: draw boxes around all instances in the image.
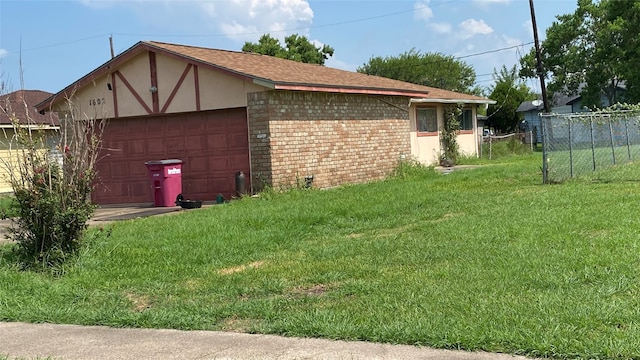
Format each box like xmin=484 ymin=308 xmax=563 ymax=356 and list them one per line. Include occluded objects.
xmin=161 ymin=63 xmax=193 ymax=113
xmin=149 ymin=51 xmax=160 ymax=113
xmin=114 ymin=70 xmax=153 ymax=114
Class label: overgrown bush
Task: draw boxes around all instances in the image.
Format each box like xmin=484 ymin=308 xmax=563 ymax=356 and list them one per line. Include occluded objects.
xmin=1 ymin=92 xmax=105 ymax=270
xmin=440 ymin=105 xmax=462 ymax=165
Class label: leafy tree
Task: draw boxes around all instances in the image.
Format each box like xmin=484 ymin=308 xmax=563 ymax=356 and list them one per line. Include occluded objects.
xmin=242 ymin=34 xmax=334 ymax=65
xmin=519 ymin=0 xmax=640 ymax=109
xmin=486 ymin=65 xmax=536 ymax=133
xmin=357 ymin=49 xmax=480 ymax=95
xmin=604 ymin=0 xmax=640 ymax=102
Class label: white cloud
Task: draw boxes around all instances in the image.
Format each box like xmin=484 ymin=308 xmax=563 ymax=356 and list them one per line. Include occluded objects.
xmin=0 ymin=49 xmax=8 ymax=58
xmin=430 ymin=22 xmax=452 ymax=34
xmin=78 ymin=0 xmax=314 ymax=43
xmin=472 ymin=0 xmax=511 ymax=9
xmin=473 ymin=0 xmax=511 ymax=4
xmin=458 ymin=19 xmax=493 ymax=39
xmin=77 ymin=0 xmax=122 ymax=9
xmin=414 ymin=0 xmax=433 ymax=21
xmin=199 ymin=0 xmax=314 ymax=41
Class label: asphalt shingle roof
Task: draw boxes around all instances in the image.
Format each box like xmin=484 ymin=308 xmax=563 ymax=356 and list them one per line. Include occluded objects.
xmin=38 ymin=41 xmax=493 ymax=111
xmin=1 ymin=90 xmax=59 ymax=126
xmin=146 ymin=41 xmax=490 ymax=102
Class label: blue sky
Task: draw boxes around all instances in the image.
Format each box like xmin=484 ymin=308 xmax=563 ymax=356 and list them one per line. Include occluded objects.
xmin=0 ymin=0 xmax=577 ymax=95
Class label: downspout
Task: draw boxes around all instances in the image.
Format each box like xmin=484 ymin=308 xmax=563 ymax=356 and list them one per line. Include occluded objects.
xmin=474 ymin=105 xmax=479 ymax=158
xmin=245 ymin=103 xmax=253 ymax=194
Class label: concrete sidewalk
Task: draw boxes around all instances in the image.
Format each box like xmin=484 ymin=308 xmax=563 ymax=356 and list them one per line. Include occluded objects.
xmin=0 ymin=322 xmax=531 ymax=360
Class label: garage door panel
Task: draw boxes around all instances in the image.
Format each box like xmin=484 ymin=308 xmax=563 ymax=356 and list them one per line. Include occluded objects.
xmin=211 ymin=177 xmax=234 ymax=194
xmin=229 ymin=154 xmax=249 ymax=169
xmin=147 ymin=139 xmax=165 ymax=154
xmin=187 ymin=156 xmax=209 ymax=173
xmin=93 ymin=108 xmax=250 ymax=204
xmin=228 ymin=132 xmax=248 ymax=148
xmin=207 ymin=134 xmax=227 ymax=149
xmin=109 ymin=161 xmax=130 ymax=178
xmin=164 ymin=118 xmax=184 ymax=136
xmin=186 ymin=135 xmax=207 ymax=151
xmin=128 ymin=140 xmax=146 ymax=156
xmin=209 ymin=156 xmax=229 ymax=170
xmin=130 ymin=164 xmax=147 ymax=177
xmin=165 ymin=137 xmax=185 ymax=153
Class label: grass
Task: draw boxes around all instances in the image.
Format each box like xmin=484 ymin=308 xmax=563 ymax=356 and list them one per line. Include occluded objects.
xmin=459 ymin=136 xmax=537 ymax=165
xmin=2 ymin=153 xmax=640 ymax=359
xmin=545 ymin=144 xmax=640 ymax=183
xmin=0 ymin=195 xmax=16 ymax=218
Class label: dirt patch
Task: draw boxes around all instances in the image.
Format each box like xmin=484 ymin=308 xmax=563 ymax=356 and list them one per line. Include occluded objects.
xmin=220 ymin=316 xmax=258 ymax=332
xmin=289 ymin=284 xmax=329 ymax=297
xmin=126 ymin=292 xmax=152 ymax=312
xmin=218 ymin=260 xmax=265 ymax=275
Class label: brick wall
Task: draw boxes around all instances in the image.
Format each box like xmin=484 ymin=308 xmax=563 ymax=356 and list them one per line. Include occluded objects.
xmin=247 ymin=91 xmax=410 ymax=190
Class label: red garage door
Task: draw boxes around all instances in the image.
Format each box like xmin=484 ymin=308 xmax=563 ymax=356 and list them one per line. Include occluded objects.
xmin=93 ymin=107 xmax=250 ymax=204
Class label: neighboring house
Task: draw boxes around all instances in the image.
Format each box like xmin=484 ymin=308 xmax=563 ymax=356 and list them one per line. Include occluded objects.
xmin=0 ymin=90 xmax=60 ymax=193
xmin=517 ymin=84 xmax=627 ymax=144
xmin=37 ymin=41 xmax=494 ymax=205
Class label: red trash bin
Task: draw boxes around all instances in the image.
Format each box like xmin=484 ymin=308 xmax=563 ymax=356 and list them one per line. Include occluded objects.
xmin=144 ymin=159 xmax=183 ymax=207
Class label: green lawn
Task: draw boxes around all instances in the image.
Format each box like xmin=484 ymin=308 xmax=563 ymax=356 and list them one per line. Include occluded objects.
xmin=0 ymin=195 xmax=16 ymax=218
xmin=2 ymin=153 xmax=640 ymax=359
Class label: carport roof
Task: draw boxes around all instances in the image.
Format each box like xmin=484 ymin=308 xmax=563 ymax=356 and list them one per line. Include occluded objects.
xmin=37 ymin=40 xmax=493 ymax=111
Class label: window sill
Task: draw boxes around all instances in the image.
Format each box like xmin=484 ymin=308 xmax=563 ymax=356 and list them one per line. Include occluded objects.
xmin=417 ymin=132 xmax=439 ymax=137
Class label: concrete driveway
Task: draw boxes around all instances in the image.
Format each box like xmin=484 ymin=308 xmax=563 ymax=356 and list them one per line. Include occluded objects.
xmin=0 ymin=203 xmax=184 ymax=245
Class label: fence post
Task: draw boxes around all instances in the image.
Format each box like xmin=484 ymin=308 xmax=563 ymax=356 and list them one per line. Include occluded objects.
xmin=590 ymin=115 xmax=596 ymax=172
xmin=608 ymin=115 xmax=616 ymax=165
xmin=541 ymin=113 xmax=548 ymax=184
xmin=625 ymin=118 xmax=631 ymax=161
xmin=489 ymin=134 xmax=492 ymax=160
xmin=569 ymin=117 xmax=574 ymax=178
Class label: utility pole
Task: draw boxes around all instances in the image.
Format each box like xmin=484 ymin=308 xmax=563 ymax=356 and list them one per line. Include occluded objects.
xmin=109 ymin=35 xmax=115 ymax=59
xmin=529 ymin=0 xmax=550 ymax=184
xmin=529 ymin=0 xmax=549 ymax=113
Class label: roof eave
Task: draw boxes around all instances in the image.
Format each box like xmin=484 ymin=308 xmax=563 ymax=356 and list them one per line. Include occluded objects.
xmin=37 ymin=41 xmax=258 ymax=113
xmin=273 ymin=83 xmax=431 ymax=98
xmin=35 ymin=41 xmax=150 ymax=113
xmin=410 ymin=98 xmax=496 ymax=105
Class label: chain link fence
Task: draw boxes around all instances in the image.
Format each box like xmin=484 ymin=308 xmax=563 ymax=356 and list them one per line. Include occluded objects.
xmin=541 ymin=111 xmax=640 ymax=183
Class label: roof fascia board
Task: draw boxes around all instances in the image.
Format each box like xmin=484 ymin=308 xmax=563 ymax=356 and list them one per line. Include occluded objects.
xmin=274 ymin=84 xmax=430 ymax=98
xmin=410 ymin=98 xmax=496 ymax=105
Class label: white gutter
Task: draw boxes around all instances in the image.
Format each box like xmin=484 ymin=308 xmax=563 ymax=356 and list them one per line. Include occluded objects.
xmin=0 ymin=125 xmax=60 ymax=130
xmin=410 ymin=98 xmax=497 ymax=105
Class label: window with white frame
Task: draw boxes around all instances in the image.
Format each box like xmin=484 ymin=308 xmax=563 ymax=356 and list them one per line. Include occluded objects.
xmin=458 ymin=108 xmax=473 ymax=131
xmin=417 ymin=107 xmax=437 ymax=133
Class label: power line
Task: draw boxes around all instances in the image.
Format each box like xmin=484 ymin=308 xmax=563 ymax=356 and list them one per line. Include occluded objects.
xmin=9 ymin=34 xmax=111 ymax=54
xmin=9 ymin=1 xmax=458 ymax=54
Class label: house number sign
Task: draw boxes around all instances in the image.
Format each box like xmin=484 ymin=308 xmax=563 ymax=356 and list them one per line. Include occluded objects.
xmin=89 ymin=98 xmax=106 ymax=106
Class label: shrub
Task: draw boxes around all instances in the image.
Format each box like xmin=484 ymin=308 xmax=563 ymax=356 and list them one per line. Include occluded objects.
xmin=440 ymin=105 xmax=462 ymax=165
xmin=1 ymin=92 xmax=105 ymax=270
